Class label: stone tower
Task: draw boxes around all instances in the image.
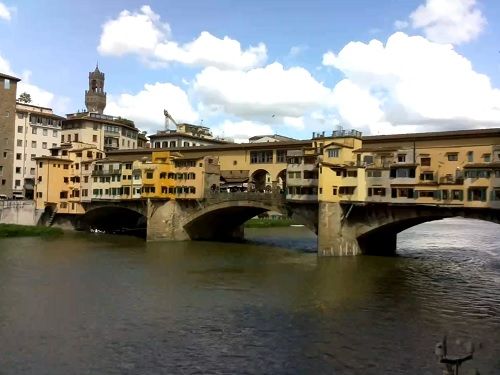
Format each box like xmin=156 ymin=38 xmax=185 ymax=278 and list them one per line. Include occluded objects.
xmin=85 ymin=64 xmax=106 ymax=114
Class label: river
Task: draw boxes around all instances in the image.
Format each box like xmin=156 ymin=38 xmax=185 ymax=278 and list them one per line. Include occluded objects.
xmin=0 ymin=218 xmax=499 ymax=374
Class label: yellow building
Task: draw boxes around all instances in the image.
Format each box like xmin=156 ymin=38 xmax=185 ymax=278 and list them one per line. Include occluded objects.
xmin=35 ymin=143 xmax=102 ymax=215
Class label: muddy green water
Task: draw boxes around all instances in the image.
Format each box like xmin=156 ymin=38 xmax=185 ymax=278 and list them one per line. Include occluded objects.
xmin=0 ymin=218 xmax=499 ymax=374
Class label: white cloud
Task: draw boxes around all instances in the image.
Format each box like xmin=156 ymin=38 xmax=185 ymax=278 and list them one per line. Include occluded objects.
xmin=212 ymin=120 xmax=274 ymax=143
xmin=394 ymin=20 xmax=409 ymax=30
xmin=106 ymin=82 xmax=199 ymax=134
xmin=98 ymin=6 xmax=266 ymax=70
xmin=0 ymin=52 xmax=69 ymax=113
xmin=98 ymin=5 xmax=169 ymax=57
xmin=409 ymin=0 xmax=486 ymax=44
xmin=0 ymin=2 xmax=12 ymax=21
xmin=193 ymin=62 xmax=333 ymax=121
xmin=322 ymin=32 xmax=500 ymax=133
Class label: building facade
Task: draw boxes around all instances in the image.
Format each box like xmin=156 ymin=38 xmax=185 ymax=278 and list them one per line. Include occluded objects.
xmin=13 ymin=103 xmax=64 ymax=198
xmin=0 ymin=72 xmax=21 ymax=198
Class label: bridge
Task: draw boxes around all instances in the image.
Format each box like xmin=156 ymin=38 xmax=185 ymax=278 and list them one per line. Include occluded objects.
xmin=72 ymin=191 xmax=500 ymax=256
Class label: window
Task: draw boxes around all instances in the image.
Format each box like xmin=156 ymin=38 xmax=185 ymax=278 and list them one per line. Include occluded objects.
xmin=277 ymin=150 xmax=287 ymax=163
xmin=447 ymin=153 xmax=458 ymax=161
xmin=17 ymin=126 xmax=23 ymax=133
xmin=418 ymin=191 xmax=435 ymax=198
xmin=15 ymin=179 xmax=20 ymax=186
xmin=32 ymin=127 xmax=37 ymax=135
xmin=74 ymin=134 xmax=79 ymax=142
xmin=327 ymin=148 xmax=340 ymax=158
xmin=366 ymin=170 xmax=382 ymax=178
xmin=484 ymin=154 xmax=491 ymax=162
xmin=31 ymin=141 xmax=37 ymax=148
xmin=420 ymin=157 xmax=431 ymax=166
xmin=43 ymin=129 xmax=48 ymax=136
xmin=467 ymin=151 xmax=473 ymax=163
xmin=63 ymin=164 xmax=69 ymax=170
xmin=42 ymin=142 xmax=47 ymax=149
xmin=93 ymin=134 xmax=98 ymax=143
xmin=367 ymin=187 xmax=386 ymax=196
xmin=420 ymin=172 xmax=434 ymax=181
xmin=15 ymin=167 xmax=21 ymax=174
xmin=16 ymin=153 xmax=21 ymax=160
xmin=0 ymin=166 xmax=2 ymax=175
xmin=339 ymin=186 xmax=355 ymax=195
xmin=468 ymin=188 xmax=487 ymax=202
xmin=53 ymin=130 xmax=57 ymax=137
xmin=17 ymin=139 xmax=23 ymax=147
xmin=250 ymin=150 xmax=273 ymax=164
xmin=4 ymin=78 xmax=10 ymax=89
xmin=346 ymin=170 xmax=357 ymax=177
xmin=390 ymin=167 xmax=416 ymax=178
xmin=397 ymin=154 xmax=406 ymax=163
xmin=146 ymin=172 xmax=153 ymax=179
xmin=464 ymin=169 xmax=490 ymax=179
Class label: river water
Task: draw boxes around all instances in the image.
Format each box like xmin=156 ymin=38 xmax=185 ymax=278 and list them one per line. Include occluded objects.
xmin=0 ymin=218 xmax=499 ymax=374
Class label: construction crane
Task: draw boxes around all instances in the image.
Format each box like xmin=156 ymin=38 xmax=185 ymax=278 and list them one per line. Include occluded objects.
xmin=163 ymin=109 xmax=178 ymax=131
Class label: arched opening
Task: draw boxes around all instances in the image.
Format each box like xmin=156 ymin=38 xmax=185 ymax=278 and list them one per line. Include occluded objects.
xmin=183 ymin=201 xmax=317 ymax=246
xmin=356 ymin=214 xmax=500 ymax=255
xmin=250 ymin=169 xmax=271 ymax=192
xmin=79 ymin=206 xmax=147 ymax=238
xmin=276 ymin=169 xmax=286 ymax=193
xmin=184 ymin=205 xmax=269 ymax=241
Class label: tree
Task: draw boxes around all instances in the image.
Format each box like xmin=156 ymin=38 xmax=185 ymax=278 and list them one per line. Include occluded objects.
xmin=18 ymin=92 xmax=32 ymax=103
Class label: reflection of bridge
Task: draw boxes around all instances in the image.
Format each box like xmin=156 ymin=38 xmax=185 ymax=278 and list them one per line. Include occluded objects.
xmin=75 ymin=192 xmax=500 ymax=256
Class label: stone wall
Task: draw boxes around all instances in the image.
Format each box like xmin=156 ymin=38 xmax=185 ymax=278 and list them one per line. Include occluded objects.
xmin=0 ymin=200 xmax=41 ymax=226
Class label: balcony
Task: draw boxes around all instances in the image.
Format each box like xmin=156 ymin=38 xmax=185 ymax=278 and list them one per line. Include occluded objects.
xmin=439 ymin=176 xmax=464 ymax=185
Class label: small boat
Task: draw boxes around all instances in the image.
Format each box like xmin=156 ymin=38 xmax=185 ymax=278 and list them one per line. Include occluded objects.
xmin=290 ymin=224 xmax=304 ymax=227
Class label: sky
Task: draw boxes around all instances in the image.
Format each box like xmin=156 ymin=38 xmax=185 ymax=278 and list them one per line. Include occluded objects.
xmin=1 ymin=0 xmax=500 ymax=142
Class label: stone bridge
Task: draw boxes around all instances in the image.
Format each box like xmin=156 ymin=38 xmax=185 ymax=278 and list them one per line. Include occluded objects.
xmin=76 ymin=194 xmax=500 ymax=256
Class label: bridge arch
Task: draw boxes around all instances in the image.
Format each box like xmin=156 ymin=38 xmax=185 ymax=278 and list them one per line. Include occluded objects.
xmin=344 ymin=205 xmax=500 ymax=255
xmin=182 ymin=199 xmax=287 ymax=241
xmin=79 ymin=204 xmax=147 ymax=237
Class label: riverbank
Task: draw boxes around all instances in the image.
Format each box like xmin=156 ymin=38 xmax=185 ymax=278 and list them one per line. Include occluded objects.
xmin=244 ymin=218 xmax=298 ymax=228
xmin=0 ymin=224 xmax=63 ymax=238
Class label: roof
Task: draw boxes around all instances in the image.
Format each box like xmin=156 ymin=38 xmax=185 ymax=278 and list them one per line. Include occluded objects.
xmin=363 ymin=128 xmax=500 ymax=142
xmin=34 ymin=156 xmax=72 ymax=162
xmin=108 ymin=140 xmax=311 ymax=157
xmin=354 ymin=146 xmax=400 ymax=153
xmin=220 ymin=170 xmax=249 ymax=183
xmin=249 ymin=134 xmax=297 ymax=142
xmin=0 ymin=72 xmax=21 ymax=82
xmin=463 ymin=162 xmax=500 ymax=169
xmin=63 ymin=114 xmax=138 ymax=131
xmin=149 ymin=131 xmax=229 ymax=144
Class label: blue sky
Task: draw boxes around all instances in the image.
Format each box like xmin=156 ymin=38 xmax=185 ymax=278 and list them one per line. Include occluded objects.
xmin=1 ymin=0 xmax=500 ymax=141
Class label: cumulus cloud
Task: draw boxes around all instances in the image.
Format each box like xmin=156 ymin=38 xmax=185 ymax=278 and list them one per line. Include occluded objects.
xmin=409 ymin=0 xmax=486 ymax=45
xmin=0 ymin=2 xmax=12 ymax=21
xmin=106 ymin=82 xmax=199 ymax=134
xmin=322 ymin=32 xmax=500 ymax=134
xmin=98 ymin=5 xmax=266 ymax=70
xmin=212 ymin=120 xmax=275 ymax=143
xmin=193 ymin=62 xmax=332 ymax=121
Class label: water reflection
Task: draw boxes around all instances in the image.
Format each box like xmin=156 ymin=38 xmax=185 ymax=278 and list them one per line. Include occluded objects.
xmin=0 ymin=218 xmax=499 ymax=374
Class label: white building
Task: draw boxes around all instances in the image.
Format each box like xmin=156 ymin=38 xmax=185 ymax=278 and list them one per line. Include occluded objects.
xmin=14 ymin=103 xmax=64 ymax=198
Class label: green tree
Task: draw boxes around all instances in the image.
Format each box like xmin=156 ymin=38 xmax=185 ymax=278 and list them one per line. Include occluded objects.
xmin=18 ymin=92 xmax=32 ymax=103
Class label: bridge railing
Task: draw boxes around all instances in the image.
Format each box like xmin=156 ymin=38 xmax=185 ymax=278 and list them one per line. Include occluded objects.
xmin=203 ymin=191 xmax=286 ymax=206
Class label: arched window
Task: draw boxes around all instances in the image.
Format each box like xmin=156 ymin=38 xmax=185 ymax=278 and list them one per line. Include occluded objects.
xmin=154 ymin=142 xmax=160 ymax=148
xmin=162 ymin=141 xmax=168 ymax=148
